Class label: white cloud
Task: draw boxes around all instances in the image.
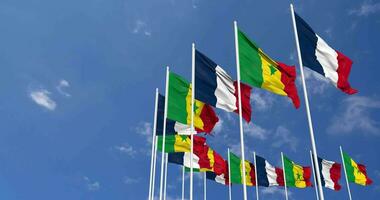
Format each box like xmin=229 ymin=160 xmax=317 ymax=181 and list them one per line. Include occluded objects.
xmin=29 ymin=89 xmax=57 ymax=111
xmin=114 ymin=143 xmax=137 ymax=157
xmin=328 ymin=96 xmax=380 ymax=135
xmin=261 ymin=187 xmax=292 ymax=198
xmin=271 ymin=126 xmax=298 ymax=152
xmin=124 ymin=176 xmax=140 ymax=184
xmin=300 ymin=67 xmax=330 ymax=95
xmin=83 ymin=176 xmax=100 ymax=191
xmin=56 ymin=79 xmax=71 ymax=97
xmin=349 ymin=1 xmax=380 ymax=16
xmin=213 ymin=118 xmax=223 ymax=135
xmin=244 ymin=122 xmax=269 ymax=140
xmin=136 ymin=122 xmax=153 ymax=143
xmin=251 ymin=91 xmax=275 ymax=111
xmin=132 ymin=20 xmax=151 ymax=36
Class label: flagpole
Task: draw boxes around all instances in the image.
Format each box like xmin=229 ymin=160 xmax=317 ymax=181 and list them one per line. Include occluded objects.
xmin=182 ymin=166 xmax=185 ymax=200
xmin=204 ymin=172 xmax=207 ymax=200
xmin=340 ymin=146 xmax=353 ymax=200
xmin=163 ymin=153 xmax=168 ymax=200
xmin=152 ymin=135 xmax=158 ymax=200
xmin=281 ymin=152 xmax=288 ymax=200
xmin=148 ymin=89 xmax=159 ymax=200
xmin=233 ymin=20 xmax=248 ymax=200
xmin=253 ymin=152 xmax=259 ymax=200
xmin=290 ymin=4 xmax=325 ymax=200
xmin=228 ymin=148 xmax=232 ymax=200
xmin=159 ymin=66 xmax=170 ymax=200
xmin=190 ymin=42 xmax=196 ymax=200
xmin=309 ymin=150 xmax=320 ymax=200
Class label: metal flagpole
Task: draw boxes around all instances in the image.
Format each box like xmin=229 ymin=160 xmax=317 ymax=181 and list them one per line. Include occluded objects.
xmin=190 ymin=42 xmax=195 ymax=200
xmin=253 ymin=152 xmax=259 ymax=200
xmin=159 ymin=66 xmax=170 ymax=200
xmin=289 ymin=4 xmax=325 ymax=200
xmin=164 ymin=153 xmax=168 ymax=200
xmin=340 ymin=146 xmax=353 ymax=200
xmin=228 ymin=148 xmax=232 ymax=200
xmin=148 ymin=89 xmax=159 ymax=200
xmin=204 ymin=172 xmax=207 ymax=200
xmin=233 ymin=20 xmax=248 ymax=200
xmin=151 ymin=135 xmax=158 ymax=200
xmin=309 ymin=150 xmax=320 ymax=200
xmin=281 ymin=152 xmax=288 ymax=200
xmin=182 ymin=166 xmax=185 ymax=200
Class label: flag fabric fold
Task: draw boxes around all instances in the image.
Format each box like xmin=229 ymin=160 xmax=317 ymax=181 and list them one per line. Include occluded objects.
xmin=283 ymin=155 xmax=312 ymax=188
xmin=237 ymin=29 xmax=300 ymax=108
xmin=317 ymin=157 xmax=342 ymax=191
xmin=195 ymin=50 xmax=252 ymax=122
xmin=256 ymin=155 xmax=284 ymax=187
xmin=206 ymin=171 xmax=229 ymax=186
xmin=157 ymin=135 xmax=206 ymax=153
xmin=229 ymin=152 xmax=256 ymax=186
xmin=294 ymin=12 xmax=357 ymax=95
xmin=342 ymin=152 xmax=372 ymax=186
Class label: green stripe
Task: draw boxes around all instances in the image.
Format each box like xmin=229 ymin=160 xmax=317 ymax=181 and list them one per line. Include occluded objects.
xmin=167 ymin=72 xmax=190 ymax=124
xmin=229 ymin=152 xmax=243 ymax=184
xmin=157 ymin=135 xmax=175 ymax=152
xmin=283 ymin=155 xmax=296 ymax=187
xmin=342 ymin=152 xmax=355 ymax=182
xmin=185 ymin=167 xmax=201 ymax=172
xmin=238 ymin=29 xmax=263 ymax=88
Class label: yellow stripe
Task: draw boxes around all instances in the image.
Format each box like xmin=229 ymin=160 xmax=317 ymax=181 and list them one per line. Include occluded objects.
xmin=207 ymin=148 xmax=215 ymax=170
xmin=292 ymin=164 xmax=307 ymax=188
xmin=351 ymin=159 xmax=367 ymax=185
xmin=174 ymin=135 xmax=191 ymax=152
xmin=259 ymin=48 xmax=287 ymax=96
xmin=186 ymin=84 xmax=205 ymax=130
xmin=241 ymin=160 xmax=253 ymax=186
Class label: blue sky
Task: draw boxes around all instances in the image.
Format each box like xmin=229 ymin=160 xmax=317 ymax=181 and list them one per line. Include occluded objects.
xmin=0 ymin=0 xmax=379 ymax=199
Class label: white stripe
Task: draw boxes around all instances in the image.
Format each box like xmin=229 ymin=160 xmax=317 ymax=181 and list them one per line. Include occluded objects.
xmin=184 ymin=152 xmax=200 ymax=169
xmin=265 ymin=160 xmax=279 ymax=186
xmin=315 ymin=35 xmax=339 ymax=87
xmin=321 ymin=159 xmax=336 ymax=190
xmin=215 ymin=66 xmax=237 ymax=112
xmin=175 ymin=122 xmax=197 ymax=135
xmin=214 ymin=174 xmax=226 ymax=185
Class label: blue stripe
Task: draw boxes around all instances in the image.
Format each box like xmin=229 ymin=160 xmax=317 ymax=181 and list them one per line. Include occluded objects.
xmin=195 ymin=50 xmax=218 ymax=107
xmin=156 ymin=94 xmax=175 ymax=136
xmin=168 ymin=152 xmax=184 ymax=165
xmin=317 ymin=157 xmax=326 ymax=187
xmin=206 ymin=171 xmax=217 ymax=181
xmin=295 ymin=12 xmax=325 ymax=76
xmin=256 ymin=155 xmax=270 ymax=187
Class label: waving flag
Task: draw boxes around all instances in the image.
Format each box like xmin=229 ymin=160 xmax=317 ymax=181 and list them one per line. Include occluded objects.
xmin=342 ymin=152 xmax=372 ymax=186
xmin=283 ymin=155 xmax=312 ymax=188
xmin=157 ymin=135 xmax=206 ymax=153
xmin=237 ymin=29 xmax=300 ymax=108
xmin=256 ymin=155 xmax=284 ymax=187
xmin=167 ymin=72 xmax=219 ymax=133
xmin=229 ymin=152 xmax=256 ymax=186
xmin=195 ymin=50 xmax=252 ymax=122
xmin=317 ymin=157 xmax=342 ymax=190
xmin=294 ymin=12 xmax=357 ymax=94
xmin=206 ymin=171 xmax=229 ymax=186
xmin=168 ymin=152 xmax=202 ymax=169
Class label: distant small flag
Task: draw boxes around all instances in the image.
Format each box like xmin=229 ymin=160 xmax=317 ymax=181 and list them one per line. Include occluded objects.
xmin=342 ymin=152 xmax=372 ymax=186
xmin=195 ymin=50 xmax=252 ymax=122
xmin=237 ymin=29 xmax=300 ymax=108
xmin=157 ymin=135 xmax=205 ymax=153
xmin=255 ymin=155 xmax=284 ymax=187
xmin=283 ymin=155 xmax=312 ymax=188
xmin=317 ymin=157 xmax=342 ymax=191
xmin=167 ymin=72 xmax=219 ymax=133
xmin=206 ymin=171 xmax=229 ymax=186
xmin=229 ymin=152 xmax=256 ymax=186
xmin=168 ymin=152 xmax=201 ymax=170
xmin=294 ymin=12 xmax=357 ymax=94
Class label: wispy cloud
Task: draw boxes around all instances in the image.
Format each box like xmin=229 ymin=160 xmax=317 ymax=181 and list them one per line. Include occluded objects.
xmin=261 ymin=187 xmax=292 ymax=198
xmin=132 ymin=20 xmax=151 ymax=36
xmin=124 ymin=176 xmax=141 ymax=184
xmin=244 ymin=122 xmax=269 ymax=140
xmin=83 ymin=176 xmax=100 ymax=191
xmin=251 ymin=90 xmax=275 ymax=111
xmin=56 ymin=79 xmax=71 ymax=97
xmin=213 ymin=118 xmax=224 ymax=135
xmin=349 ymin=1 xmax=380 ymax=16
xmin=136 ymin=121 xmax=153 ymax=143
xmin=29 ymin=89 xmax=57 ymax=111
xmin=113 ymin=143 xmax=137 ymax=157
xmin=271 ymin=126 xmax=298 ymax=152
xmin=327 ymin=96 xmax=380 ymax=135
xmin=300 ymin=67 xmax=330 ymax=95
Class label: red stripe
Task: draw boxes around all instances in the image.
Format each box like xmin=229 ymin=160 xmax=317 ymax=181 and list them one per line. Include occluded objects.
xmin=233 ymin=81 xmax=252 ymax=122
xmin=303 ymin=166 xmax=312 ymax=187
xmin=357 ymin=164 xmax=373 ymax=185
xmin=277 ymin=62 xmax=301 ymax=109
xmin=249 ymin=163 xmax=256 ymax=185
xmin=213 ymin=151 xmax=227 ymax=175
xmin=330 ymin=163 xmax=342 ymax=190
xmin=336 ymin=51 xmax=358 ymax=95
xmin=275 ymin=168 xmax=285 ymax=186
xmin=197 ymin=104 xmax=219 ymax=133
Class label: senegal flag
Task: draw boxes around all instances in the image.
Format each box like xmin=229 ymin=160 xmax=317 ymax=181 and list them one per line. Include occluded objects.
xmin=237 ymin=29 xmax=300 ymax=108
xmin=157 ymin=135 xmax=206 ymax=153
xmin=283 ymin=155 xmax=311 ymax=188
xmin=229 ymin=152 xmax=256 ymax=186
xmin=342 ymin=152 xmax=372 ymax=186
xmin=167 ymin=72 xmax=219 ymax=133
